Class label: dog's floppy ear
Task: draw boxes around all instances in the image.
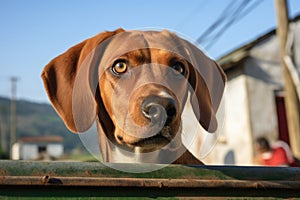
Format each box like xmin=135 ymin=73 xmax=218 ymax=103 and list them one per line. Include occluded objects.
xmin=41 ymin=28 xmax=125 ymax=133
xmin=185 ymin=43 xmax=226 ymax=133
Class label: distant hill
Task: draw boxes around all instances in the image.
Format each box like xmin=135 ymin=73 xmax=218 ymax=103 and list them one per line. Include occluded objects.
xmin=0 ymin=96 xmax=83 ymax=153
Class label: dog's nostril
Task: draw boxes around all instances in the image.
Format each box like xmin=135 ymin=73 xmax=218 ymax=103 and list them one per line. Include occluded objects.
xmin=149 ymin=105 xmax=160 ymax=118
xmin=142 ymin=103 xmax=163 ymax=121
xmin=166 ymin=106 xmax=177 ymax=118
xmin=165 ymin=105 xmax=177 ymax=125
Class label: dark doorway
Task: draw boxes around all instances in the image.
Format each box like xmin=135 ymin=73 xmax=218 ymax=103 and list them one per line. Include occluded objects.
xmin=38 ymin=146 xmax=47 ymax=153
xmin=275 ymin=93 xmax=290 ymax=146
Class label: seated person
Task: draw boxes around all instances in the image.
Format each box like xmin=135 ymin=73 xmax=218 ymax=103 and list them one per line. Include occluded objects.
xmin=254 ymin=137 xmax=298 ymax=167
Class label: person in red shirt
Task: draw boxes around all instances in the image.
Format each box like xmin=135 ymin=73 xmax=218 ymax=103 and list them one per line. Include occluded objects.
xmin=254 ymin=137 xmax=298 ymax=167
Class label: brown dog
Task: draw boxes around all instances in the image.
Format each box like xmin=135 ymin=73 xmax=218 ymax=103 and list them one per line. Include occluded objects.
xmin=41 ymin=28 xmax=226 ymax=165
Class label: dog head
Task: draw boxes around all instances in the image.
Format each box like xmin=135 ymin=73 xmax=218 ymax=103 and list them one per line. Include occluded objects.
xmin=42 ymin=28 xmax=226 ymax=157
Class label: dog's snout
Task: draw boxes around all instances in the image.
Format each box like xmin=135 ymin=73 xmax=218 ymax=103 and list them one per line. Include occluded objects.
xmin=141 ymin=96 xmax=177 ymax=125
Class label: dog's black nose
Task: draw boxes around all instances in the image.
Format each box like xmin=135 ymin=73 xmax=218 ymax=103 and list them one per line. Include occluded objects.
xmin=142 ymin=96 xmax=177 ymax=125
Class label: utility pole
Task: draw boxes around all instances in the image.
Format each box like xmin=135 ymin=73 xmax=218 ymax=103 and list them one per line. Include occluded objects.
xmin=10 ymin=77 xmax=19 ymax=159
xmin=0 ymin=106 xmax=7 ymax=155
xmin=275 ymin=0 xmax=300 ymax=158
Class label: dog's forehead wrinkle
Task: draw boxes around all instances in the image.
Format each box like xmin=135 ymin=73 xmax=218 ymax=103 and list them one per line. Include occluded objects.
xmin=128 ymin=30 xmax=181 ymax=52
xmin=128 ymin=31 xmax=151 ymax=47
xmin=125 ymin=48 xmax=151 ymax=64
xmin=102 ymin=31 xmax=151 ymax=63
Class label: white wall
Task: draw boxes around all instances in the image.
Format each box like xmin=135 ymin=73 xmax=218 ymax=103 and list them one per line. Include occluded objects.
xmin=12 ymin=143 xmax=20 ymax=160
xmin=246 ymin=34 xmax=284 ymax=143
xmin=47 ymin=144 xmax=63 ymax=157
xmin=12 ymin=142 xmax=64 ymax=160
xmin=21 ymin=144 xmax=38 ymax=160
xmin=204 ymin=72 xmax=253 ymax=165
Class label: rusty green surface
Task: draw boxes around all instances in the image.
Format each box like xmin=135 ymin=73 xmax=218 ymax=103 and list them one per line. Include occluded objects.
xmin=0 ymin=160 xmax=230 ymax=179
xmin=1 ymin=160 xmax=300 ymax=198
xmin=1 ymin=160 xmax=300 ymax=180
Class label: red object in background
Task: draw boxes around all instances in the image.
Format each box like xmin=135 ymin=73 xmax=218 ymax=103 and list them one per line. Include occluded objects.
xmin=262 ymin=146 xmax=289 ymax=166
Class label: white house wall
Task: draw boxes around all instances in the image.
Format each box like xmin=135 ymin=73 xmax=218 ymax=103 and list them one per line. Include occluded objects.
xmin=13 ymin=143 xmax=64 ymax=160
xmin=246 ymin=33 xmax=285 ymax=143
xmin=21 ymin=144 xmax=38 ymax=160
xmin=246 ymin=75 xmax=278 ymax=141
xmin=47 ymin=144 xmax=63 ymax=157
xmin=205 ymin=72 xmax=253 ymax=165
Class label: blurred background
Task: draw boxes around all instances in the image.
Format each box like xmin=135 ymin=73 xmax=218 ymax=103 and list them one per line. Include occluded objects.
xmin=0 ymin=0 xmax=299 ymax=165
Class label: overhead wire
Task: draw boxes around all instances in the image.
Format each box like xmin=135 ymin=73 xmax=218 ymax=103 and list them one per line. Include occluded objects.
xmin=196 ymin=0 xmax=239 ymax=44
xmin=196 ymin=0 xmax=264 ymax=50
xmin=202 ymin=0 xmax=252 ymax=49
xmin=204 ymin=0 xmax=264 ymax=50
xmin=174 ymin=0 xmax=208 ymax=30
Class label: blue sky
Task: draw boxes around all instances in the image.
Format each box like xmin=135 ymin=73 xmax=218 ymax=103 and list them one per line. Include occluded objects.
xmin=1 ymin=0 xmax=300 ymax=103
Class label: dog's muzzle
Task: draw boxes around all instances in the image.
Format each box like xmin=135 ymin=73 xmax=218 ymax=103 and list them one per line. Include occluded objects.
xmin=121 ymin=94 xmax=179 ymax=149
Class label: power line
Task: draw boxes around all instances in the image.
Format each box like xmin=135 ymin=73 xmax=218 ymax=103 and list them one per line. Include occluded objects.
xmin=206 ymin=0 xmax=264 ymax=50
xmin=202 ymin=0 xmax=252 ymax=47
xmin=174 ymin=0 xmax=208 ymax=30
xmin=196 ymin=0 xmax=240 ymax=44
xmin=196 ymin=0 xmax=264 ymax=50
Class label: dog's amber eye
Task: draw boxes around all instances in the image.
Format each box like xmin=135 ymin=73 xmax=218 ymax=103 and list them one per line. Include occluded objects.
xmin=112 ymin=61 xmax=128 ymax=75
xmin=171 ymin=62 xmax=186 ymax=75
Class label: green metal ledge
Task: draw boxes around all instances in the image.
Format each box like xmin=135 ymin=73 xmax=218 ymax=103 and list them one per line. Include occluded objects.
xmin=1 ymin=160 xmax=300 ymax=198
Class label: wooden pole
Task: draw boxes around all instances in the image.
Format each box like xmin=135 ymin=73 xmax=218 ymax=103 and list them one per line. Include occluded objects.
xmin=275 ymin=0 xmax=300 ymax=158
xmin=0 ymin=106 xmax=8 ymax=154
xmin=10 ymin=77 xmax=18 ymax=159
